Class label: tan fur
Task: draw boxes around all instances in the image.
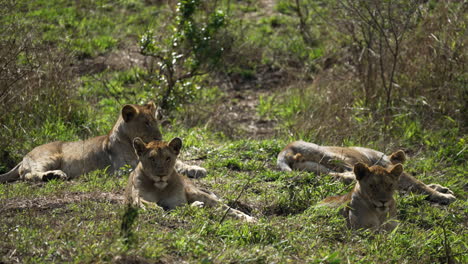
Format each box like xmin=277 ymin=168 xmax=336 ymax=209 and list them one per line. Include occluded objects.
xmin=278 ymin=141 xmax=456 ymax=204
xmin=125 ymin=138 xmax=256 ymax=223
xmin=321 ymin=163 xmax=402 ymax=231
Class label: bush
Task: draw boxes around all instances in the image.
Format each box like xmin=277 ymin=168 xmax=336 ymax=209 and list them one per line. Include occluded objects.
xmin=0 ymin=2 xmax=82 ymax=171
xmin=261 ymin=0 xmax=467 ymax=147
xmin=140 ymin=0 xmax=229 ymax=110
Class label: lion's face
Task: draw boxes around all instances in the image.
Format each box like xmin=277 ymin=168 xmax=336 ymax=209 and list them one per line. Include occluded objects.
xmin=354 ymin=163 xmax=402 ymax=213
xmin=121 ymin=102 xmax=162 ymax=144
xmin=133 ymin=137 xmax=182 ymax=189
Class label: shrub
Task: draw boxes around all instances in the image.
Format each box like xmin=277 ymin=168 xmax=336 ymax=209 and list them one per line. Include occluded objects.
xmin=140 ymin=0 xmax=229 ymax=110
xmin=0 ymin=2 xmax=81 ymax=171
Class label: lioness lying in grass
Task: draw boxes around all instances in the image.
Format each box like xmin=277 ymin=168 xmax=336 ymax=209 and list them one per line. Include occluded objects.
xmin=277 ymin=141 xmax=455 ymax=204
xmin=0 ymin=102 xmax=206 ymax=182
xmin=125 ymin=137 xmax=256 ymax=223
xmin=321 ymin=162 xmax=402 ymax=231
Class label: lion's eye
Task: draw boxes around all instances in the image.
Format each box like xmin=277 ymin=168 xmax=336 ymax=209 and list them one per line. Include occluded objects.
xmin=145 ymin=121 xmax=151 ymax=127
xmin=166 ymin=157 xmax=171 ymax=163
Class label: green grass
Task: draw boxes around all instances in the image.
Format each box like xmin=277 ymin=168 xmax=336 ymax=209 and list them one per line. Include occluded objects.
xmin=1 ymin=79 xmax=466 ymax=263
xmin=1 ymin=131 xmax=466 ymax=263
xmin=6 ymin=0 xmax=163 ymax=57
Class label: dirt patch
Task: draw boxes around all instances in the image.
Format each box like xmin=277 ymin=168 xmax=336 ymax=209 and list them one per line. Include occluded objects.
xmin=113 ymin=255 xmax=166 ymax=264
xmin=243 ymin=0 xmax=277 ymax=19
xmin=0 ymin=192 xmax=124 ymax=213
xmin=205 ymin=89 xmax=279 ymax=139
xmin=260 ymin=0 xmax=276 ymax=16
xmin=74 ymin=43 xmax=147 ymax=75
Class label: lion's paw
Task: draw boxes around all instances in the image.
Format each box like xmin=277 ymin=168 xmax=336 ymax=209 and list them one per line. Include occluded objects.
xmin=428 ymin=183 xmax=454 ymax=195
xmin=428 ymin=192 xmax=456 ymax=205
xmin=185 ymin=165 xmax=207 ymax=179
xmin=223 ymin=207 xmax=257 ymax=223
xmin=242 ymin=215 xmax=257 ymax=223
xmin=43 ymin=170 xmax=69 ymax=181
xmin=191 ymin=201 xmax=205 ymax=208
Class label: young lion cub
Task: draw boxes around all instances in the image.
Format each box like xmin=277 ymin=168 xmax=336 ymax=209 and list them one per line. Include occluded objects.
xmin=321 ymin=163 xmax=402 ymax=231
xmin=125 ymin=137 xmax=256 ymax=223
xmin=277 ymin=141 xmax=455 ymax=204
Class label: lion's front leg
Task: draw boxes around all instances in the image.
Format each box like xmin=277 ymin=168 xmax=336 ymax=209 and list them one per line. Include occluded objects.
xmin=22 ymin=170 xmax=69 ymax=182
xmin=220 ymin=205 xmax=257 ymax=223
xmin=136 ymin=197 xmax=165 ymax=211
xmin=125 ymin=186 xmax=163 ymax=211
xmin=186 ymin=190 xmax=256 ymax=223
xmin=20 ymin=156 xmax=69 ymax=182
xmin=428 ymin=183 xmax=454 ymax=195
xmin=381 ymin=218 xmax=399 ymax=232
xmin=399 ymin=173 xmax=456 ymax=204
xmin=175 ymin=160 xmax=207 ymax=179
xmin=292 ymin=161 xmax=331 ymax=174
xmin=328 ymin=171 xmax=356 ymax=184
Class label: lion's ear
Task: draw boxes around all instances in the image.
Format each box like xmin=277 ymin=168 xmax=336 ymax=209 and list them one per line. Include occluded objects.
xmin=354 ymin=162 xmax=370 ymax=181
xmin=155 ymin=107 xmax=163 ymax=121
xmin=390 ymin=163 xmax=403 ymax=178
xmin=390 ymin=150 xmax=406 ymax=164
xmin=122 ymin=104 xmax=139 ymax=122
xmin=169 ymin=137 xmax=182 ymax=156
xmin=133 ymin=137 xmax=147 ymax=157
xmin=146 ymin=101 xmax=156 ymax=112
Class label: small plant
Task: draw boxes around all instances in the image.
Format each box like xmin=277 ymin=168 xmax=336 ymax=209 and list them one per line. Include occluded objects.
xmin=140 ymin=0 xmax=228 ymax=110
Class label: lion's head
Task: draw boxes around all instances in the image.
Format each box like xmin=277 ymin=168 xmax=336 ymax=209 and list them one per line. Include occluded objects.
xmin=120 ymin=102 xmax=162 ymax=144
xmin=353 ymin=162 xmax=403 ymax=213
xmin=132 ymin=137 xmax=182 ymax=189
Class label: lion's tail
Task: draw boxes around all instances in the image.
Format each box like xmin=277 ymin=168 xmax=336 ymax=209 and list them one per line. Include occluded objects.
xmin=277 ymin=149 xmax=293 ymax=172
xmin=0 ymin=162 xmax=21 ymax=183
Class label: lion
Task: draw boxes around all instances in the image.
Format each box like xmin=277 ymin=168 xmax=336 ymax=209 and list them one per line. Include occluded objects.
xmin=321 ymin=162 xmax=402 ymax=231
xmin=125 ymin=137 xmax=256 ymax=223
xmin=0 ymin=102 xmax=206 ymax=182
xmin=277 ymin=141 xmax=455 ymax=204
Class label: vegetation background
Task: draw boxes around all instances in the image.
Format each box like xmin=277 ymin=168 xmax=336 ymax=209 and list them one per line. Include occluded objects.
xmin=0 ymin=0 xmax=466 ymax=263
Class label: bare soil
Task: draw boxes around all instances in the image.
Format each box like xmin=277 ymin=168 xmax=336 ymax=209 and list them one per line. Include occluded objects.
xmin=74 ymin=43 xmax=147 ymax=75
xmin=0 ymin=192 xmax=124 ymax=214
xmin=211 ymin=89 xmax=278 ymax=139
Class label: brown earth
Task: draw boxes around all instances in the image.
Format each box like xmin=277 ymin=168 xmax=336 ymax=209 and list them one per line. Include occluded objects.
xmin=0 ymin=192 xmax=124 ymax=214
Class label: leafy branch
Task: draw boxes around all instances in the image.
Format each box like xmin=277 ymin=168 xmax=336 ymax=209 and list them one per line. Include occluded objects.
xmin=140 ymin=0 xmax=227 ymax=110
